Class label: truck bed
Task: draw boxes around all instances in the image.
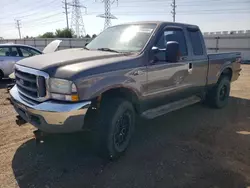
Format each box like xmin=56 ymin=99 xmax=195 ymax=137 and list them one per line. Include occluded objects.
xmin=207 ymin=51 xmax=241 ymax=85
xmin=208 ymin=52 xmax=241 ymax=60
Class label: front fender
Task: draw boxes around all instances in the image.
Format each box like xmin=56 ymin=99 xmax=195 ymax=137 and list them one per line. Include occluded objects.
xmin=76 ymin=75 xmax=141 ymax=101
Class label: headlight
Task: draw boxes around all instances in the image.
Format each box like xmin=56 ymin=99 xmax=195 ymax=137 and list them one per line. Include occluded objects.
xmin=49 ymin=78 xmax=79 ymax=101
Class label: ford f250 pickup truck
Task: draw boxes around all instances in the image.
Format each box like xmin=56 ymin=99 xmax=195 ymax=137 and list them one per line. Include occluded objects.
xmin=10 ymin=21 xmax=241 ymax=159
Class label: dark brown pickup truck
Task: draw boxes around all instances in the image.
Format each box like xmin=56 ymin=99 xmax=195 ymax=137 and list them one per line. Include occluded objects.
xmin=10 ymin=21 xmax=241 ymax=159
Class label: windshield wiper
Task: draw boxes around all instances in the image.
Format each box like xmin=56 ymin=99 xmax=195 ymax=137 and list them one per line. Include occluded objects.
xmin=97 ymin=48 xmax=120 ymax=53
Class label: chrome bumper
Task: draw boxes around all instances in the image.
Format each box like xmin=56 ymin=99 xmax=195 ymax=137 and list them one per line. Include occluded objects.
xmin=10 ymin=85 xmax=91 ymax=133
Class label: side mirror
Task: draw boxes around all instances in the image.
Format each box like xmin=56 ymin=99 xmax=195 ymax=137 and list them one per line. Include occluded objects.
xmin=152 ymin=46 xmax=166 ymax=53
xmin=165 ymin=41 xmax=179 ymax=62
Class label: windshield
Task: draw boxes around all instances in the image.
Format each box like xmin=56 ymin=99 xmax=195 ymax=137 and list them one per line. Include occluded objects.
xmin=86 ymin=24 xmax=157 ymax=53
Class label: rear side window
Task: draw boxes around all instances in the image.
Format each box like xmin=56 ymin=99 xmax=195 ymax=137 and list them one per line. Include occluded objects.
xmin=188 ymin=30 xmax=204 ymax=55
xmin=19 ymin=47 xmax=41 ymax=57
xmin=0 ymin=47 xmax=10 ymax=56
xmin=10 ymin=47 xmax=20 ymax=57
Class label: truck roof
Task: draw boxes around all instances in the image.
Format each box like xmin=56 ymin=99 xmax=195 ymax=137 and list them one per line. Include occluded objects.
xmin=0 ymin=43 xmax=34 ymax=47
xmin=115 ymin=21 xmax=199 ymax=29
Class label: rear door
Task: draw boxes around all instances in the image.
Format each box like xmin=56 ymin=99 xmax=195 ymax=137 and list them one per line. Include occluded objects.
xmin=145 ymin=26 xmax=193 ymax=108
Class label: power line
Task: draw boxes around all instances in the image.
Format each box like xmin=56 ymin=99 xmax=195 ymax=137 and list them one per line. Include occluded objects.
xmin=1 ymin=13 xmax=62 ymax=26
xmin=0 ymin=0 xmax=60 ymax=19
xmin=83 ymin=9 xmax=250 ymax=16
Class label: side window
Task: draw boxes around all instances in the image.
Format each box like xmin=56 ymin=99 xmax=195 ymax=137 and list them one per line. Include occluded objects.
xmin=188 ymin=30 xmax=203 ymax=55
xmin=0 ymin=47 xmax=10 ymax=57
xmin=10 ymin=47 xmax=20 ymax=57
xmin=155 ymin=28 xmax=188 ymax=61
xmin=19 ymin=47 xmax=41 ymax=57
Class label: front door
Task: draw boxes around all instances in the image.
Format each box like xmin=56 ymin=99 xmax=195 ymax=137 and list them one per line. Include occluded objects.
xmin=144 ymin=27 xmax=194 ymax=109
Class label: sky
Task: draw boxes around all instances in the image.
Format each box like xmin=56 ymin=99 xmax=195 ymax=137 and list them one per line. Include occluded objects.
xmin=0 ymin=0 xmax=250 ymax=39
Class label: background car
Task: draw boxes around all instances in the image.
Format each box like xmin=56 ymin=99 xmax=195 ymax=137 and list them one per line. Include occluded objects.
xmin=0 ymin=40 xmax=61 ymax=80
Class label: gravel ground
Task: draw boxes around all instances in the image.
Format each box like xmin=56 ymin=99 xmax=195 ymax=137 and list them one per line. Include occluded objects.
xmin=0 ymin=65 xmax=250 ymax=188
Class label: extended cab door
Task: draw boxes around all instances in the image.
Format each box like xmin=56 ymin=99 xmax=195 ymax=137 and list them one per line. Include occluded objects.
xmin=145 ymin=26 xmax=194 ymax=109
xmin=185 ymin=26 xmax=208 ymax=96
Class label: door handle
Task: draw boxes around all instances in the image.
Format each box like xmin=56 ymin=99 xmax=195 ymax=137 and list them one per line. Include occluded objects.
xmin=188 ymin=63 xmax=193 ymax=74
xmin=180 ymin=57 xmax=187 ymax=61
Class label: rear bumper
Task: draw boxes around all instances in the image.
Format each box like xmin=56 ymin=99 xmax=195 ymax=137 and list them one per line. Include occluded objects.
xmin=10 ymin=85 xmax=91 ymax=133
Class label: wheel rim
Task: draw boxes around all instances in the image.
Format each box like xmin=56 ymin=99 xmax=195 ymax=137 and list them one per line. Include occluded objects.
xmin=114 ymin=110 xmax=131 ymax=150
xmin=219 ymin=84 xmax=228 ymax=101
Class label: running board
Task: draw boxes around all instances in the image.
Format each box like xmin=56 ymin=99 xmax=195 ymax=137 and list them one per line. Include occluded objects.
xmin=141 ymin=96 xmax=201 ymax=119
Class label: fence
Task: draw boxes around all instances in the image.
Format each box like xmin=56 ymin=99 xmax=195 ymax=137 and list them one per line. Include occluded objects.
xmin=1 ymin=33 xmax=250 ymax=61
xmin=0 ymin=38 xmax=91 ymax=51
xmin=204 ymin=31 xmax=250 ymax=61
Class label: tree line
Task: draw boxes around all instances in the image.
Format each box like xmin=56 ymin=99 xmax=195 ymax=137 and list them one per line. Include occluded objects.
xmin=24 ymin=28 xmax=97 ymax=39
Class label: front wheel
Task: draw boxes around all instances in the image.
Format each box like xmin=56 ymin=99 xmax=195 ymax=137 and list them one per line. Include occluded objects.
xmin=0 ymin=70 xmax=3 ymax=81
xmin=93 ymin=98 xmax=135 ymax=160
xmin=206 ymin=76 xmax=231 ymax=108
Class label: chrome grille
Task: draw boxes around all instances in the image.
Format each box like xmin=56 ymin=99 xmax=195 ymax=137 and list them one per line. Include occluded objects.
xmin=15 ymin=65 xmax=49 ymax=102
xmin=16 ymin=69 xmax=38 ymax=98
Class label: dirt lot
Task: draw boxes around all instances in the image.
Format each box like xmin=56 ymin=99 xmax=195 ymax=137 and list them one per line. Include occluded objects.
xmin=0 ymin=65 xmax=250 ymax=188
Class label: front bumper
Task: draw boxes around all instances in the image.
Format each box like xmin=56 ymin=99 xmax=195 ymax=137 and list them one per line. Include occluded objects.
xmin=10 ymin=85 xmax=91 ymax=133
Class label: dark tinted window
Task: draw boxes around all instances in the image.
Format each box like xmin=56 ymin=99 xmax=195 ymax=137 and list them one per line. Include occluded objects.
xmin=188 ymin=30 xmax=203 ymax=55
xmin=155 ymin=29 xmax=188 ymax=61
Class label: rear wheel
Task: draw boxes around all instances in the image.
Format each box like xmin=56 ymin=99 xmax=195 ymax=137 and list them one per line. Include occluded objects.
xmin=206 ymin=76 xmax=231 ymax=108
xmin=92 ymin=98 xmax=135 ymax=160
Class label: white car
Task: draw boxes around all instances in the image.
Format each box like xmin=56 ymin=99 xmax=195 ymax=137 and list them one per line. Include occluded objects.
xmin=0 ymin=40 xmax=62 ymax=80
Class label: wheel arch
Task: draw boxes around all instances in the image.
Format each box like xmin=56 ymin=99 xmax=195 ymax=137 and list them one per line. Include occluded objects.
xmin=219 ymin=67 xmax=233 ymax=81
xmin=93 ymin=87 xmax=141 ymax=114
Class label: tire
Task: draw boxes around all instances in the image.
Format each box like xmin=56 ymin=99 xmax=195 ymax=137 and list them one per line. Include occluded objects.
xmin=0 ymin=70 xmax=3 ymax=81
xmin=92 ymin=98 xmax=135 ymax=160
xmin=206 ymin=76 xmax=231 ymax=108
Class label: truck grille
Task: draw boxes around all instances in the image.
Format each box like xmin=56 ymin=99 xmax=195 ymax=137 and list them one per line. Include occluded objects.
xmin=15 ymin=65 xmax=49 ymax=102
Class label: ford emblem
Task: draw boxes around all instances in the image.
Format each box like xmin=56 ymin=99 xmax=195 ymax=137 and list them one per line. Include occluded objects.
xmin=20 ymin=79 xmax=24 ymax=85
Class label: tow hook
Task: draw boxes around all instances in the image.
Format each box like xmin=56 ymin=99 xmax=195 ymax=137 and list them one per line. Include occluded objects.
xmin=16 ymin=115 xmax=27 ymax=126
xmin=7 ymin=83 xmax=15 ymax=92
xmin=33 ymin=130 xmax=49 ymax=144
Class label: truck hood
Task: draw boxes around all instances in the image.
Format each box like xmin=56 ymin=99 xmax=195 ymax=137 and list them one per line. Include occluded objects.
xmin=16 ymin=48 xmax=129 ymax=71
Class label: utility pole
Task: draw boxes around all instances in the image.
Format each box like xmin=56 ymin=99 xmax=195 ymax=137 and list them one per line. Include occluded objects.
xmin=171 ymin=0 xmax=176 ymax=22
xmin=63 ymin=0 xmax=69 ymax=29
xmin=97 ymin=0 xmax=118 ymax=30
xmin=15 ymin=19 xmax=21 ymax=39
